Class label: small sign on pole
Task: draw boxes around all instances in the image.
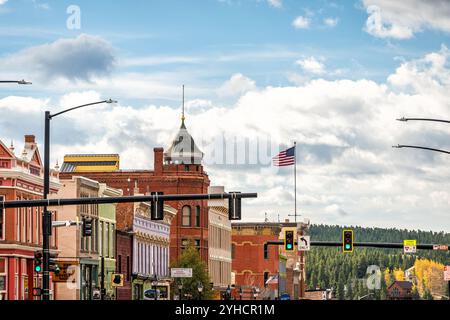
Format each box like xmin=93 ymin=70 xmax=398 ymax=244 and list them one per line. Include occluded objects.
xmin=444 ymin=266 xmax=450 ymax=281
xmin=403 ymin=240 xmax=417 ymax=254
xmin=298 ymin=236 xmax=310 ymax=251
xmin=171 ymin=268 xmax=193 ymax=278
xmin=433 ymin=244 xmax=448 ymax=251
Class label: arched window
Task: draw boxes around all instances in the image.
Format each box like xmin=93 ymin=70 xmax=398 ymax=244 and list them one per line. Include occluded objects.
xmin=182 ymin=206 xmax=191 ymax=227
xmin=195 ymin=206 xmax=201 ymax=227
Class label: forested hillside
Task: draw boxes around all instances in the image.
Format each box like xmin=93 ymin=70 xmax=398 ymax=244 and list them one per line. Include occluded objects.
xmin=305 ymin=224 xmax=450 ymax=300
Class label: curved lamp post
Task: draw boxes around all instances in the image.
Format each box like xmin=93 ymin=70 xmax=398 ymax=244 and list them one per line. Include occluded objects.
xmin=0 ymin=79 xmax=32 ymax=85
xmin=394 ymin=117 xmax=450 ymax=155
xmin=41 ymin=99 xmax=117 ymax=300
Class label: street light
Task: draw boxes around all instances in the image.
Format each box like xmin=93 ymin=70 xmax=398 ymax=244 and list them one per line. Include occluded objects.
xmin=394 ymin=116 xmax=450 ymax=156
xmin=41 ymin=99 xmax=117 ymax=300
xmin=151 ymin=274 xmax=158 ymax=301
xmin=197 ymin=282 xmax=204 ymax=300
xmin=0 ymin=79 xmax=32 ymax=85
xmin=178 ymin=281 xmax=183 ymax=301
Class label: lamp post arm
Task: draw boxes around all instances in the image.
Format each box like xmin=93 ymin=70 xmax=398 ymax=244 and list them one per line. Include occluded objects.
xmin=50 ymin=99 xmax=116 ymax=118
xmin=393 ymin=145 xmax=450 ymax=155
xmin=397 ymin=117 xmax=450 ymax=124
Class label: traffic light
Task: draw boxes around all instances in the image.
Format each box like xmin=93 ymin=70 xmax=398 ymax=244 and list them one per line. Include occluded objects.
xmin=32 ymin=287 xmax=42 ymax=297
xmin=228 ymin=192 xmax=242 ymax=221
xmin=150 ymin=192 xmax=164 ymax=220
xmin=342 ymin=229 xmax=354 ymax=253
xmin=82 ymin=217 xmax=93 ymax=237
xmin=49 ymin=253 xmax=60 ymax=275
xmin=34 ymin=251 xmax=42 ymax=273
xmin=284 ymin=230 xmax=295 ymax=251
xmin=111 ymin=274 xmax=124 ymax=287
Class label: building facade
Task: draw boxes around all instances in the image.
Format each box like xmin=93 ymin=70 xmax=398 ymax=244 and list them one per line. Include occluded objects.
xmin=131 ymin=200 xmax=176 ymax=300
xmin=208 ymin=186 xmax=232 ymax=291
xmin=59 ymin=116 xmax=211 ymax=266
xmin=54 ymin=176 xmax=121 ymax=300
xmin=0 ymin=135 xmax=60 ymax=300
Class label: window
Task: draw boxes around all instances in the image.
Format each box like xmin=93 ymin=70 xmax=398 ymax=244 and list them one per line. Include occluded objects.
xmin=182 ymin=206 xmax=191 ymax=227
xmin=184 ymin=165 xmax=190 ymax=172
xmin=195 ymin=206 xmax=201 ymax=227
xmin=231 ymin=244 xmax=235 ymax=259
xmin=0 ymin=258 xmax=6 ymax=295
xmin=0 ymin=195 xmax=4 ymax=240
xmin=118 ymin=255 xmax=122 ymax=273
xmin=126 ymin=256 xmax=130 ymax=281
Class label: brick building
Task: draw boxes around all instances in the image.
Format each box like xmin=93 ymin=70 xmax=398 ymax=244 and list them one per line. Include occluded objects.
xmin=387 ymin=281 xmax=413 ymax=300
xmin=0 ymin=135 xmax=60 ymax=300
xmin=59 ymin=117 xmax=211 ymax=265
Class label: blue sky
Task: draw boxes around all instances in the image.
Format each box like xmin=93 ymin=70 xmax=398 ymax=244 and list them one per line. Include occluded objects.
xmin=1 ymin=0 xmax=450 ymax=231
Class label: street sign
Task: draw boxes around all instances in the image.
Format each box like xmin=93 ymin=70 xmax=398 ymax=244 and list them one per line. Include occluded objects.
xmin=298 ymin=236 xmax=310 ymax=251
xmin=433 ymin=244 xmax=448 ymax=251
xmin=171 ymin=268 xmax=193 ymax=278
xmin=403 ymin=240 xmax=416 ymax=254
xmin=52 ymin=261 xmax=77 ymax=282
xmin=444 ymin=266 xmax=450 ymax=281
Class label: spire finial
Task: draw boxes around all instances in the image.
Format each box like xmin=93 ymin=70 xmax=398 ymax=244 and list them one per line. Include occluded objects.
xmin=181 ymin=84 xmax=185 ymax=125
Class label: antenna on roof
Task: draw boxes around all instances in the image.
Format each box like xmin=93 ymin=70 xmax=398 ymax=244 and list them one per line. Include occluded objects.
xmin=181 ymin=84 xmax=185 ymax=126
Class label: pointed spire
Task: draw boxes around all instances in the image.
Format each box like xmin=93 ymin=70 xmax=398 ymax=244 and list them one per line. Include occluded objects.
xmin=55 ymin=160 xmax=60 ymax=171
xmin=9 ymin=140 xmax=14 ymax=153
xmin=181 ymin=84 xmax=186 ymax=128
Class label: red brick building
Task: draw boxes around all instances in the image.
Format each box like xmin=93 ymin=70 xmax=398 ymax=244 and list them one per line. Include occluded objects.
xmin=60 ymin=118 xmax=210 ymax=265
xmin=115 ymin=230 xmax=133 ymax=300
xmin=231 ymin=222 xmax=296 ymax=299
xmin=0 ymin=135 xmax=60 ymax=300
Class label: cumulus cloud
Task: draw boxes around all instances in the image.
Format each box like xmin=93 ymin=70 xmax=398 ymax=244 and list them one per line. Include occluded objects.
xmin=0 ymin=34 xmax=115 ymax=81
xmin=292 ymin=16 xmax=310 ymax=29
xmin=363 ymin=0 xmax=450 ymax=39
xmin=217 ymin=73 xmax=257 ymax=98
xmin=2 ymin=47 xmax=450 ymax=231
xmin=267 ymin=0 xmax=282 ymax=8
xmin=324 ymin=17 xmax=339 ymax=27
xmin=296 ymin=56 xmax=325 ymax=75
xmin=0 ymin=0 xmax=7 ymax=5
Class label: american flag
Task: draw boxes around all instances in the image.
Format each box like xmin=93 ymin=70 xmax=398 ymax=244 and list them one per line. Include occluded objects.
xmin=272 ymin=146 xmax=296 ymax=167
xmin=265 ymin=274 xmax=278 ymax=285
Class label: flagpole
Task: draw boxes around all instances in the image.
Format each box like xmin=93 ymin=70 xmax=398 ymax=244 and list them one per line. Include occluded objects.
xmin=294 ymin=141 xmax=297 ymax=223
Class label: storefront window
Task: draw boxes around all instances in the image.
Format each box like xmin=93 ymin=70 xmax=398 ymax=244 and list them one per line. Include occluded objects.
xmin=0 ymin=258 xmax=6 ymax=296
xmin=182 ymin=206 xmax=191 ymax=227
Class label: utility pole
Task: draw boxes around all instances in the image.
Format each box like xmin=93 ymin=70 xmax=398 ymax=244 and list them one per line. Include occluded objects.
xmin=101 ymin=256 xmax=105 ymax=300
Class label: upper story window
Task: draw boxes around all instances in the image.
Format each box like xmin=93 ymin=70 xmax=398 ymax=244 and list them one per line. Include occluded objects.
xmin=0 ymin=161 xmax=10 ymax=169
xmin=29 ymin=166 xmax=40 ymax=176
xmin=195 ymin=206 xmax=201 ymax=227
xmin=182 ymin=205 xmax=191 ymax=227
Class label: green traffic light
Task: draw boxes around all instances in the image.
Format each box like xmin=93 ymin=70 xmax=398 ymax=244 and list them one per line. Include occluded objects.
xmin=287 ymin=244 xmax=292 ymax=249
xmin=345 ymin=244 xmax=351 ymax=250
xmin=35 ymin=265 xmax=42 ymax=273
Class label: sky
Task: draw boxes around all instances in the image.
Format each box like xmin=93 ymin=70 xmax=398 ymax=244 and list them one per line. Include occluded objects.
xmin=1 ymin=0 xmax=450 ymax=232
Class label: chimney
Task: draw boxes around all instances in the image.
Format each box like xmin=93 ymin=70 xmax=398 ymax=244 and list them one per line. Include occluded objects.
xmin=154 ymin=147 xmax=163 ymax=175
xmin=285 ymin=219 xmax=290 ymax=223
xmin=25 ymin=135 xmax=35 ymax=144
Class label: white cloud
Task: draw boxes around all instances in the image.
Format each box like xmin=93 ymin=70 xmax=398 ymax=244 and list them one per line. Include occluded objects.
xmin=0 ymin=0 xmax=7 ymax=5
xmin=0 ymin=34 xmax=115 ymax=81
xmin=217 ymin=73 xmax=257 ymax=98
xmin=292 ymin=16 xmax=310 ymax=29
xmin=324 ymin=17 xmax=339 ymax=27
xmin=296 ymin=56 xmax=325 ymax=75
xmin=2 ymin=47 xmax=450 ymax=231
xmin=267 ymin=0 xmax=282 ymax=8
xmin=363 ymin=0 xmax=450 ymax=39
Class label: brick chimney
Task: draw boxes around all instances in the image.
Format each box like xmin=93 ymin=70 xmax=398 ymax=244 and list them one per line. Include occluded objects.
xmin=154 ymin=147 xmax=163 ymax=175
xmin=24 ymin=135 xmax=35 ymax=143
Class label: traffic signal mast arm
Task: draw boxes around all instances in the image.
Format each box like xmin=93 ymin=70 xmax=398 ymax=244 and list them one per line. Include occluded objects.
xmin=0 ymin=192 xmax=257 ymax=209
xmin=263 ymin=241 xmax=448 ymax=258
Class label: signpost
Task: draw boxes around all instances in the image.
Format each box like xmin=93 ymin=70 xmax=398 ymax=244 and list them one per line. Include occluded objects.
xmin=298 ymin=236 xmax=310 ymax=251
xmin=171 ymin=268 xmax=193 ymax=278
xmin=403 ymin=240 xmax=417 ymax=254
